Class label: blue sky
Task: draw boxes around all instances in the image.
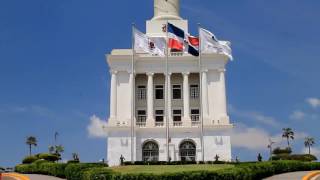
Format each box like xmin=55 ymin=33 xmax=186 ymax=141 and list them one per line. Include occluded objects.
xmin=1 ymin=0 xmax=320 ymax=167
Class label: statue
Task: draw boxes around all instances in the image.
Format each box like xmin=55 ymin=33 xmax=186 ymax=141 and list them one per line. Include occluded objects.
xmin=153 ymin=0 xmax=181 ymax=20
xmin=120 ymin=155 xmax=125 ymax=166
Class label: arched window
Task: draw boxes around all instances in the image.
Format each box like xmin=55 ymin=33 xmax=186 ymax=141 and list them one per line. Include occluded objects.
xmin=142 ymin=141 xmax=159 ymax=162
xmin=180 ymin=140 xmax=196 ymax=161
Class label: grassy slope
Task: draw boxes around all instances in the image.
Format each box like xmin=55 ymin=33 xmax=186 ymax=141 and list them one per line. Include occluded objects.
xmin=111 ymin=164 xmax=234 ymax=174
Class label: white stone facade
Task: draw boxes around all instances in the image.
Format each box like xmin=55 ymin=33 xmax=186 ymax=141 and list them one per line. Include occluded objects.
xmin=105 ymin=0 xmax=233 ymax=166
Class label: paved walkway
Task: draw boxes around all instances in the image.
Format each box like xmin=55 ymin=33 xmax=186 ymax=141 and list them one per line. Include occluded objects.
xmin=264 ymin=171 xmax=313 ymax=180
xmin=25 ymin=174 xmax=65 ymax=180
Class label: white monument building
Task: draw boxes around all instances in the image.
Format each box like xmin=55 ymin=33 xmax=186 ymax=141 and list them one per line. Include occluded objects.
xmin=105 ymin=0 xmax=233 ymax=166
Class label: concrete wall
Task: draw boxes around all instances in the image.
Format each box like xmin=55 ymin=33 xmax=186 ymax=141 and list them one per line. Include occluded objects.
xmin=107 ymin=129 xmax=231 ymax=166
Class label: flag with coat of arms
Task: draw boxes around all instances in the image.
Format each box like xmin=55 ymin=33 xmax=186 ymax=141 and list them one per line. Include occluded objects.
xmin=133 ymin=27 xmax=166 ymax=57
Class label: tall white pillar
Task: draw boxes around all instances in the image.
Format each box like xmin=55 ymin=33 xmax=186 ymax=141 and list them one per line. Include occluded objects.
xmin=166 ymin=73 xmax=172 ymax=123
xmin=201 ymin=70 xmax=209 ymax=118
xmin=147 ymin=72 xmax=154 ymax=126
xmin=110 ymin=70 xmax=117 ymax=120
xmin=182 ymin=72 xmax=191 ymax=125
xmin=218 ymin=69 xmax=228 ymax=118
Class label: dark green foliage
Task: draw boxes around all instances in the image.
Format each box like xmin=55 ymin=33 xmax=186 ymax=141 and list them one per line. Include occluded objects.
xmin=15 ymin=161 xmax=320 ymax=180
xmin=273 ymin=147 xmax=292 ymax=155
xmin=37 ymin=153 xmax=60 ymax=162
xmin=64 ymin=163 xmax=108 ymax=180
xmin=22 ymin=156 xmax=39 ymax=164
xmin=82 ymin=167 xmax=114 ymax=180
xmin=67 ymin=160 xmax=80 ymax=164
xmin=271 ymin=154 xmax=317 ymax=161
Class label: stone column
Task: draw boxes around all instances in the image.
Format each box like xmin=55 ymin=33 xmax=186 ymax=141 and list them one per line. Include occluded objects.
xmin=182 ymin=72 xmax=191 ymax=125
xmin=218 ymin=69 xmax=228 ymax=119
xmin=166 ymin=73 xmax=172 ymax=124
xmin=147 ymin=72 xmax=154 ymax=126
xmin=110 ymin=70 xmax=117 ymax=120
xmin=201 ymin=70 xmax=209 ymax=118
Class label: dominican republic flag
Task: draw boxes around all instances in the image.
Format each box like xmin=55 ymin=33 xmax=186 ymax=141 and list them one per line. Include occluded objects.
xmin=186 ymin=35 xmax=199 ymax=56
xmin=168 ymin=23 xmax=185 ymax=51
xmin=168 ymin=23 xmax=199 ymax=56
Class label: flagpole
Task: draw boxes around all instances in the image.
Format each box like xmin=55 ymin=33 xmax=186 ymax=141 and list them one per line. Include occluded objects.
xmin=131 ymin=23 xmax=135 ymax=164
xmin=198 ymin=23 xmax=205 ymax=162
xmin=166 ymin=20 xmax=170 ymax=162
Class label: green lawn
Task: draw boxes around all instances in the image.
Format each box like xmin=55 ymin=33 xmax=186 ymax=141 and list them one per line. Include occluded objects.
xmin=111 ymin=164 xmax=234 ymax=174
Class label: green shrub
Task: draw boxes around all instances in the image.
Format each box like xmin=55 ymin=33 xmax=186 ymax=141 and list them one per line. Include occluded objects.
xmin=271 ymin=154 xmax=317 ymax=161
xmin=64 ymin=163 xmax=108 ymax=180
xmin=67 ymin=160 xmax=80 ymax=164
xmin=82 ymin=167 xmax=114 ymax=180
xmin=273 ymin=147 xmax=292 ymax=155
xmin=38 ymin=153 xmax=60 ymax=162
xmin=38 ymin=163 xmax=67 ymax=178
xmin=15 ymin=164 xmax=37 ymax=173
xmin=15 ymin=161 xmax=320 ymax=180
xmin=22 ymin=156 xmax=39 ymax=164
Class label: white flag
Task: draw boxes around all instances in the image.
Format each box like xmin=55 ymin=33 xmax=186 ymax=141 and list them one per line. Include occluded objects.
xmin=199 ymin=28 xmax=233 ymax=60
xmin=133 ymin=27 xmax=166 ymax=57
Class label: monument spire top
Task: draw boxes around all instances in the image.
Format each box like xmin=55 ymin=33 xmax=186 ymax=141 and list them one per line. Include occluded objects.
xmin=153 ymin=0 xmax=182 ymax=20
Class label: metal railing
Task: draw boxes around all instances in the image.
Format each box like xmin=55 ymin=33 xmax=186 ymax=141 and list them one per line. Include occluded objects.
xmin=136 ymin=122 xmax=146 ymax=127
xmin=155 ymin=122 xmax=164 ymax=127
xmin=173 ymin=121 xmax=183 ymax=127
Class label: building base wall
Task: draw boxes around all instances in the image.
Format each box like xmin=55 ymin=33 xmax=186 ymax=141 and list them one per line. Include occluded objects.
xmin=107 ymin=128 xmax=231 ymax=166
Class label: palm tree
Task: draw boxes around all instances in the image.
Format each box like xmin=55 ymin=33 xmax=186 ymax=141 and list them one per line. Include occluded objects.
xmin=48 ymin=145 xmax=55 ymax=154
xmin=26 ymin=136 xmax=37 ymax=156
xmin=267 ymin=138 xmax=275 ymax=160
xmin=55 ymin=145 xmax=64 ymax=157
xmin=304 ymin=137 xmax=315 ymax=155
xmin=282 ymin=128 xmax=294 ymax=148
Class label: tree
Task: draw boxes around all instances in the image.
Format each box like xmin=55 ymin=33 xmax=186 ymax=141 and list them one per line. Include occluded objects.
xmin=267 ymin=138 xmax=276 ymax=160
xmin=282 ymin=128 xmax=294 ymax=148
xmin=304 ymin=137 xmax=315 ymax=155
xmin=48 ymin=145 xmax=64 ymax=160
xmin=26 ymin=136 xmax=37 ymax=156
xmin=49 ymin=145 xmax=55 ymax=154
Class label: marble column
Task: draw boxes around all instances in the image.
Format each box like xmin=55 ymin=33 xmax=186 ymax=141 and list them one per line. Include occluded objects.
xmin=166 ymin=73 xmax=172 ymax=123
xmin=110 ymin=70 xmax=117 ymax=120
xmin=218 ymin=69 xmax=228 ymax=118
xmin=182 ymin=72 xmax=191 ymax=125
xmin=147 ymin=72 xmax=154 ymax=126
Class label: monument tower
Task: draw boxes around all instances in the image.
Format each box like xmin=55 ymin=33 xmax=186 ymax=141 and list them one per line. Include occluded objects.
xmin=105 ymin=0 xmax=233 ymax=166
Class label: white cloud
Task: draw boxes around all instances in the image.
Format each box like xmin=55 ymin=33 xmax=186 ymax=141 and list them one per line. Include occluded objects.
xmin=229 ymin=105 xmax=280 ymax=127
xmin=87 ymin=115 xmax=108 ymax=138
xmin=306 ymin=98 xmax=320 ymax=108
xmin=228 ymin=125 xmax=270 ymax=150
xmin=226 ymin=124 xmax=308 ymax=151
xmin=290 ymin=110 xmax=306 ymax=120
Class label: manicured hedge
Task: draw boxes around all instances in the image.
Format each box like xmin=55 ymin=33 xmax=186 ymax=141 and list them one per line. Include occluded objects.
xmin=81 ymin=161 xmax=320 ymax=180
xmin=38 ymin=153 xmax=60 ymax=162
xmin=64 ymin=163 xmax=108 ymax=180
xmin=15 ymin=161 xmax=320 ymax=180
xmin=123 ymin=161 xmax=228 ymax=166
xmin=271 ymin=154 xmax=317 ymax=161
xmin=273 ymin=147 xmax=292 ymax=155
xmin=15 ymin=162 xmax=107 ymax=179
xmin=22 ymin=156 xmax=38 ymax=164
